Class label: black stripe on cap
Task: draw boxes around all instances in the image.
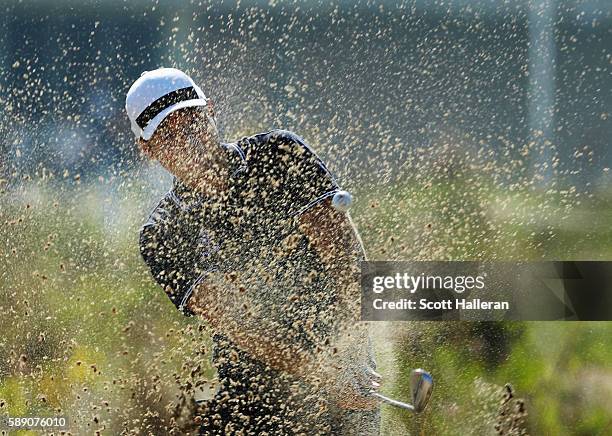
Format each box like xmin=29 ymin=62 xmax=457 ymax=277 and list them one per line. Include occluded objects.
xmin=136 ymin=86 xmax=200 ymax=129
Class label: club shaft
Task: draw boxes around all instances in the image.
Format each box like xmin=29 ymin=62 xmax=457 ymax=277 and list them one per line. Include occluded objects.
xmin=370 ymin=392 xmax=415 ymax=411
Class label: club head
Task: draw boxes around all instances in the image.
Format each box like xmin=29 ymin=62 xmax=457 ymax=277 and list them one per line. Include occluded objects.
xmin=410 ymin=368 xmax=433 ymax=413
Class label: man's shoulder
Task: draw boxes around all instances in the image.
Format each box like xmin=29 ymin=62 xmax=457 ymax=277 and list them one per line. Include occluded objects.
xmin=143 ymin=180 xmax=201 ymax=228
xmin=236 ymin=129 xmax=319 ymax=162
xmin=141 ymin=191 xmax=179 ymax=228
xmin=245 ymin=129 xmax=306 ymax=146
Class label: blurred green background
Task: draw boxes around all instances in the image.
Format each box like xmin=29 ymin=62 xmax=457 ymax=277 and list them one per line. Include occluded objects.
xmin=1 ymin=178 xmax=611 ymax=434
xmin=1 ymin=0 xmax=611 ymax=434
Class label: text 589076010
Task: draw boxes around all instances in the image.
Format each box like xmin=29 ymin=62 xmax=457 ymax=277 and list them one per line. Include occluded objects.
xmin=1 ymin=416 xmax=68 ymax=430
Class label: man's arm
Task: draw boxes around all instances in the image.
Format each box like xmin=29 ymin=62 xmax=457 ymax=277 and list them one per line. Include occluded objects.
xmin=186 ymin=198 xmax=379 ymax=409
xmin=139 ymin=198 xmax=203 ymax=315
xmin=297 ymin=198 xmax=365 ymax=302
xmin=139 ymin=200 xmax=315 ymax=374
xmin=296 ymin=199 xmax=380 ymax=410
xmin=184 ymin=198 xmax=361 ymax=365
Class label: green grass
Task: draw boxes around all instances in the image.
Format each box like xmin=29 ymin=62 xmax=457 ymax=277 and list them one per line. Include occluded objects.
xmin=1 ymin=177 xmax=611 ymax=434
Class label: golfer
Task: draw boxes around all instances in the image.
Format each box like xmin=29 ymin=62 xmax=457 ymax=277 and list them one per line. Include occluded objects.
xmin=127 ymin=68 xmax=380 ymax=435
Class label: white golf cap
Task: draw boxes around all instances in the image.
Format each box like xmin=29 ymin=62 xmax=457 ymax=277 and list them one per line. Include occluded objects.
xmin=125 ymin=68 xmax=208 ymax=141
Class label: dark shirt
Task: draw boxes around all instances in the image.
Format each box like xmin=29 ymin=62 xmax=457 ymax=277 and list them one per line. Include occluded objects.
xmin=139 ymin=129 xmax=341 ymax=313
xmin=139 ymin=130 xmax=349 ymax=433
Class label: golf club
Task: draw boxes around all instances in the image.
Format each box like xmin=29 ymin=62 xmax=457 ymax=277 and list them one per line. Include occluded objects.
xmin=370 ymin=368 xmax=433 ymax=413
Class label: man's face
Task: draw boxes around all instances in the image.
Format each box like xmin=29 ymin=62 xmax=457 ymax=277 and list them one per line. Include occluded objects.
xmin=138 ymin=106 xmax=223 ymax=188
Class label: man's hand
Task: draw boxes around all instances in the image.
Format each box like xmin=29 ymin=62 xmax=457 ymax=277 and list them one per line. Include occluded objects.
xmin=320 ymin=326 xmax=382 ymax=411
xmin=327 ymin=365 xmax=382 ymax=411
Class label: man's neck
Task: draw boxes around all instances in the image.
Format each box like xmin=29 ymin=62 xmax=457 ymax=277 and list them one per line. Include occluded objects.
xmin=179 ymin=141 xmax=230 ymax=199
